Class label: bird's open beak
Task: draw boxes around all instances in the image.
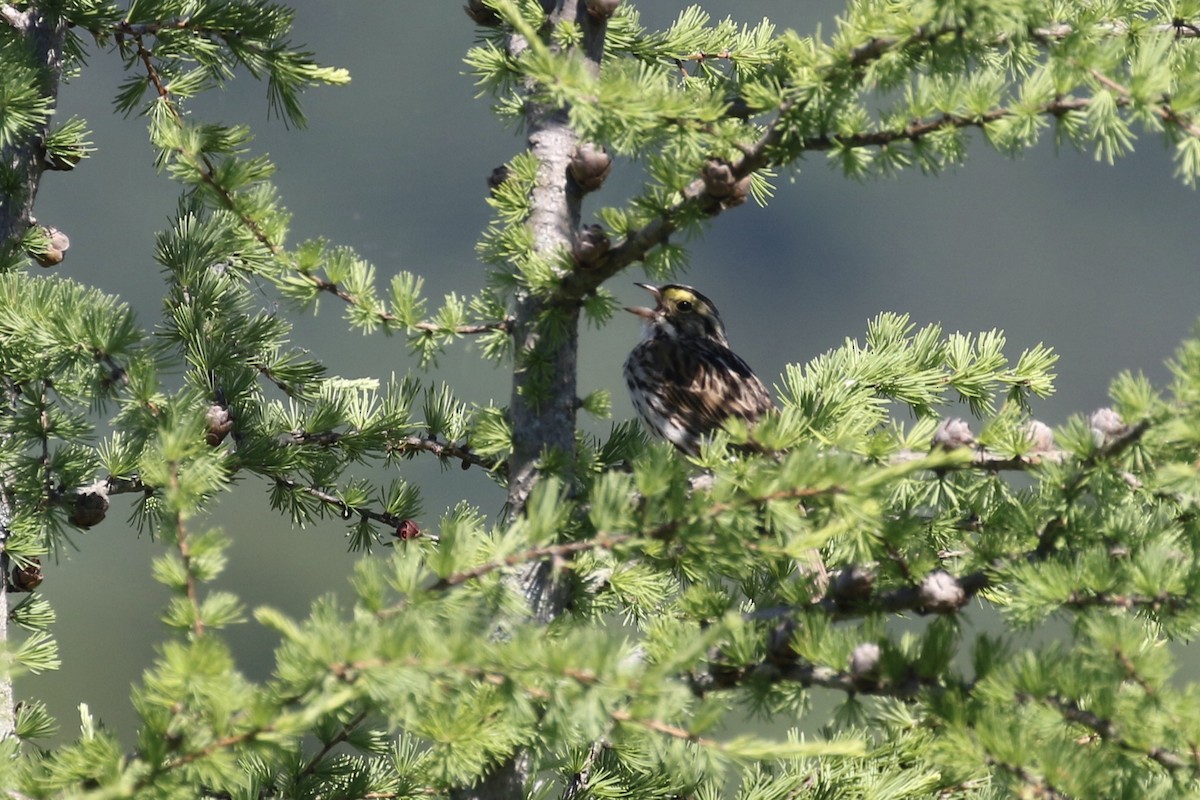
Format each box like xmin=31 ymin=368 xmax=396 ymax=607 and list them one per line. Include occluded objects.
xmin=624 ymin=283 xmax=661 ymax=319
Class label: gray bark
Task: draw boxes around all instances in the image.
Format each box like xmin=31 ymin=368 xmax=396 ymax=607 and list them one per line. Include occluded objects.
xmin=0 ymin=492 xmax=11 ymax=740
xmin=0 ymin=2 xmax=67 ymax=260
xmin=453 ymin=3 xmax=608 ymax=799
xmin=0 ymin=1 xmax=67 ymax=742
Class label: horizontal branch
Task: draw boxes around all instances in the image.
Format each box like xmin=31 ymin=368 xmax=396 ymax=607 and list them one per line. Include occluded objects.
xmin=304 ymin=272 xmax=511 ymax=335
xmin=1029 ymin=693 xmax=1195 ymax=774
xmin=429 ymin=534 xmax=635 ymax=591
xmin=112 ymin=16 xmax=193 ymax=36
xmin=800 ymin=95 xmax=1095 ymax=152
xmin=389 ymin=434 xmax=503 ymax=473
xmin=1033 ymin=19 xmax=1200 ymax=40
xmin=426 ymin=484 xmax=842 ymax=593
xmin=889 ymin=447 xmax=1067 ymax=471
xmin=558 ymin=93 xmax=1090 ymax=301
xmin=1064 ymin=589 xmax=1189 ymax=614
xmin=746 ymin=568 xmax=990 ymax=626
xmin=846 ymin=22 xmax=960 ymax=69
xmin=558 ymin=12 xmax=1200 ymax=300
xmin=273 ymin=476 xmax=440 ymax=543
xmin=691 ymin=651 xmax=948 ymax=700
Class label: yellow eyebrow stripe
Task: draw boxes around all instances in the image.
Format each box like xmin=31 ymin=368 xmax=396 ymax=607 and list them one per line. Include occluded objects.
xmin=661 ymin=287 xmax=696 ymax=304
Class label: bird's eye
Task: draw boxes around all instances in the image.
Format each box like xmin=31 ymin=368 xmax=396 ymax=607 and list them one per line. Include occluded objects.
xmin=676 ymin=300 xmax=693 ymax=312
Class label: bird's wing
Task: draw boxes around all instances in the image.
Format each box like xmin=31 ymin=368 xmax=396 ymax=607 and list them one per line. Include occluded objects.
xmin=660 ymin=339 xmax=775 ymax=430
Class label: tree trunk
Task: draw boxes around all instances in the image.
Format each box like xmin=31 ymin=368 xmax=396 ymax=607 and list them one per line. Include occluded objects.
xmin=0 ymin=1 xmax=67 ymax=742
xmin=454 ymin=3 xmax=608 ymax=798
xmin=0 ymin=2 xmax=67 ymax=260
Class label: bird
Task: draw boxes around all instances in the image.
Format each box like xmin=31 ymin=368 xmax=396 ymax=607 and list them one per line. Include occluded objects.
xmin=623 ymin=283 xmax=774 ymax=454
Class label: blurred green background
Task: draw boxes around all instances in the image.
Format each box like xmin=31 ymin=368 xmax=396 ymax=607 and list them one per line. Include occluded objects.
xmin=25 ymin=1 xmax=1200 ymax=741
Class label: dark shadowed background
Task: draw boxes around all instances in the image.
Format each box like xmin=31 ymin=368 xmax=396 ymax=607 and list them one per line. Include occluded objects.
xmin=26 ymin=2 xmax=1200 ymax=740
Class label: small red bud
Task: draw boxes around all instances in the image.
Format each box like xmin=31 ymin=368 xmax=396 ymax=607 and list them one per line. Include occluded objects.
xmin=395 ymin=520 xmax=422 ymax=540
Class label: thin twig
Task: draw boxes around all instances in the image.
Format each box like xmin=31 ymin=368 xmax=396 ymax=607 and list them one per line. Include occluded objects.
xmin=562 ymin=736 xmax=608 ymax=800
xmin=273 ymin=477 xmax=440 ymax=543
xmin=429 ymin=534 xmax=635 ymax=592
xmin=300 ymin=708 xmax=368 ymax=775
xmin=168 ymin=461 xmax=204 ymax=638
xmin=390 ymin=434 xmax=502 ymax=472
xmin=1031 ymin=693 xmax=1194 ymax=773
xmin=425 ymin=484 xmax=843 ymax=593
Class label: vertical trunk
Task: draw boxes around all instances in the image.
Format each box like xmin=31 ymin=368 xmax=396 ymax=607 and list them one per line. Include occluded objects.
xmin=0 ymin=495 xmax=11 ymax=740
xmin=504 ymin=104 xmax=584 ymax=516
xmin=0 ymin=3 xmax=67 ymax=259
xmin=453 ymin=3 xmax=608 ymax=798
xmin=0 ymin=1 xmax=67 ymax=742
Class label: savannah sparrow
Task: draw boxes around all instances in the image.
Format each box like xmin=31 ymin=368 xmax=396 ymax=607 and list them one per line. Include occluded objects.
xmin=623 ymin=283 xmax=774 ymax=454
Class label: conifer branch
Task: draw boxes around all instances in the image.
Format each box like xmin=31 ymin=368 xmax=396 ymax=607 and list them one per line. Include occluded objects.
xmin=986 ymin=758 xmax=1069 ymax=800
xmin=799 ymin=96 xmax=1098 ymax=152
xmin=273 ymin=476 xmax=440 ymax=543
xmin=692 ymin=651 xmax=949 ymax=699
xmin=130 ymin=33 xmax=285 ymax=257
xmin=1064 ymin=589 xmax=1190 ymax=613
xmin=389 ymin=434 xmax=504 ymax=473
xmin=1086 ymin=65 xmax=1200 ymax=139
xmin=131 ymin=20 xmax=491 ymax=354
xmin=1030 ymin=19 xmax=1200 ymax=41
xmin=845 ymin=23 xmax=960 ymax=69
xmin=253 ymin=361 xmax=305 ymax=398
xmin=302 ymin=272 xmax=512 ymax=335
xmin=890 ymin=447 xmax=1068 ymax=471
xmin=610 ymin=709 xmax=715 ymax=746
xmin=0 ymin=2 xmax=66 ymax=257
xmin=429 ymin=483 xmax=843 ymax=594
xmin=277 ymin=429 xmax=502 ymax=472
xmin=559 ymin=13 xmax=1200 ymax=301
xmin=1035 ymin=418 xmax=1150 ymax=556
xmin=1030 ymin=693 xmax=1194 ymax=773
xmin=111 ymin=16 xmax=194 ymax=36
xmin=560 ymin=73 xmax=1096 ymax=301
xmin=300 ymin=708 xmax=369 ymax=775
xmin=561 ymin=737 xmax=608 ymax=800
xmin=430 ymin=534 xmax=635 ymax=591
xmin=168 ymin=461 xmax=204 ymax=638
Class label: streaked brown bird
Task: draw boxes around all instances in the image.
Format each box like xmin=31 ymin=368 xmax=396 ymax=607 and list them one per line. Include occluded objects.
xmin=623 ymin=283 xmax=774 ymax=454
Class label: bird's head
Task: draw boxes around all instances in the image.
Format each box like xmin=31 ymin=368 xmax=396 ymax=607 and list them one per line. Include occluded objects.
xmin=625 ymin=283 xmax=728 ymax=344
